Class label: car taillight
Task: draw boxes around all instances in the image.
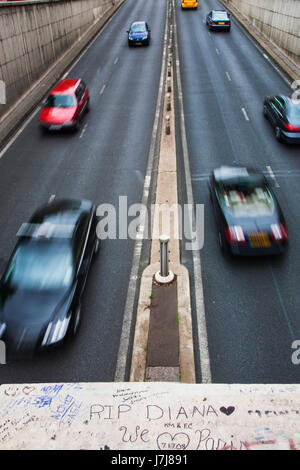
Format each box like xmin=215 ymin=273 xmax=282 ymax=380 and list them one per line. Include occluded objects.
xmin=225 ymin=225 xmax=246 ymax=244
xmin=228 ymin=21 xmax=231 ymax=25
xmin=211 ymin=22 xmax=216 ymax=25
xmin=270 ymin=223 xmax=288 ymax=242
xmin=284 ymin=123 xmax=300 ymax=132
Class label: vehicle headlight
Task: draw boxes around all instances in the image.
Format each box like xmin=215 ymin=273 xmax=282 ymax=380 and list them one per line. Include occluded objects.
xmin=42 ymin=317 xmax=71 ymax=346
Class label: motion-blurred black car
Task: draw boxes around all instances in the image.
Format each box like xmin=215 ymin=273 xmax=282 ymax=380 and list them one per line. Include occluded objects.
xmin=263 ymin=95 xmax=300 ymax=143
xmin=206 ymin=10 xmax=231 ymax=31
xmin=209 ymin=166 xmax=288 ymax=256
xmin=0 ymin=199 xmax=100 ymax=361
xmin=127 ymin=21 xmax=151 ymax=46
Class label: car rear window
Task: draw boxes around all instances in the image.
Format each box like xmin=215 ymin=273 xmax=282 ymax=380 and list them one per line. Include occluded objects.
xmin=220 ymin=185 xmax=275 ymax=217
xmin=213 ymin=12 xmax=229 ymax=20
xmin=44 ymin=94 xmax=76 ymax=108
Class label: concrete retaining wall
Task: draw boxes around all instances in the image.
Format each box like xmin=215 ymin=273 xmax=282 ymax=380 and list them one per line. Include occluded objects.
xmin=223 ymin=0 xmax=300 ymax=66
xmin=0 ymin=0 xmax=116 ymax=121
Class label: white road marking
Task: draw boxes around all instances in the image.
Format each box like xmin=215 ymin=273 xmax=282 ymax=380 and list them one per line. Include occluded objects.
xmin=216 ymin=48 xmax=220 ymax=55
xmin=241 ymin=107 xmax=250 ymax=121
xmin=114 ymin=57 xmax=119 ymax=65
xmin=48 ymin=194 xmax=56 ymax=203
xmin=100 ymin=84 xmax=106 ymax=95
xmin=79 ymin=123 xmax=88 ymax=139
xmin=0 ymin=108 xmax=40 ymax=160
xmin=225 ymin=71 xmax=232 ymax=81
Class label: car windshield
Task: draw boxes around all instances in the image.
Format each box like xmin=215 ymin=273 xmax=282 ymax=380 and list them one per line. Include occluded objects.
xmin=130 ymin=23 xmax=146 ymax=33
xmin=3 ymin=240 xmax=74 ymax=291
xmin=288 ymin=103 xmax=300 ymax=120
xmin=220 ymin=184 xmax=275 ymax=217
xmin=213 ymin=12 xmax=228 ymax=20
xmin=44 ymin=94 xmax=76 ymax=108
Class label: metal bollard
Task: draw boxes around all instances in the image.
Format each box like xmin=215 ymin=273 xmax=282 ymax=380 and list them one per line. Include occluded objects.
xmin=155 ymin=235 xmax=174 ymax=284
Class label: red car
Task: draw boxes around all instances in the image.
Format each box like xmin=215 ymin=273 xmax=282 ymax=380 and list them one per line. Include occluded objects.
xmin=38 ymin=79 xmax=90 ymax=131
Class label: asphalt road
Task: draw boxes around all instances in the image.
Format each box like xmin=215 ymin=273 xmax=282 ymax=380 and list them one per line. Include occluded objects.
xmin=0 ymin=0 xmax=166 ymax=383
xmin=176 ymin=0 xmax=300 ymax=383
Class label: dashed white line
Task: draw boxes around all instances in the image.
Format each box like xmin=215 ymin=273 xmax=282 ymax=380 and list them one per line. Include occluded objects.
xmin=216 ymin=48 xmax=220 ymax=55
xmin=100 ymin=84 xmax=106 ymax=95
xmin=114 ymin=57 xmax=119 ymax=65
xmin=48 ymin=194 xmax=56 ymax=203
xmin=225 ymin=71 xmax=232 ymax=81
xmin=79 ymin=123 xmax=88 ymax=138
xmin=241 ymin=107 xmax=250 ymax=121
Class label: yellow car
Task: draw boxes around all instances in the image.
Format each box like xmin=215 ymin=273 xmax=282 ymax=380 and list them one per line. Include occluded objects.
xmin=181 ymin=0 xmax=198 ymax=8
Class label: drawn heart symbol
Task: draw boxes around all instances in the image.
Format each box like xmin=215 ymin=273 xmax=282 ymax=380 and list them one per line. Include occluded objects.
xmin=22 ymin=386 xmax=35 ymax=395
xmin=220 ymin=406 xmax=235 ymax=416
xmin=157 ymin=432 xmax=190 ymax=450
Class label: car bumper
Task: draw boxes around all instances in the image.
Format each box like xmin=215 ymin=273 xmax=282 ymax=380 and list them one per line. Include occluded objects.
xmin=128 ymin=38 xmax=149 ymax=46
xmin=281 ymin=130 xmax=300 ymax=144
xmin=228 ymin=242 xmax=288 ymax=256
xmin=209 ymin=24 xmax=231 ymax=30
xmin=181 ymin=3 xmax=198 ymax=8
xmin=39 ymin=121 xmax=76 ymax=131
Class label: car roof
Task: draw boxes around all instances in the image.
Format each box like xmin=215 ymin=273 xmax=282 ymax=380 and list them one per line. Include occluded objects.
xmin=213 ymin=166 xmax=266 ymax=186
xmin=17 ymin=199 xmax=93 ymax=240
xmin=212 ymin=10 xmax=228 ymax=14
xmin=50 ymin=79 xmax=80 ymax=95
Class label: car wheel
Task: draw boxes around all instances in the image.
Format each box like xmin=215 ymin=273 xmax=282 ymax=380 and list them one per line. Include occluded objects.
xmin=219 ymin=230 xmax=230 ymax=256
xmin=275 ymin=127 xmax=282 ymax=142
xmin=263 ymin=104 xmax=268 ymax=118
xmin=86 ymin=98 xmax=90 ymax=113
xmin=74 ymin=119 xmax=80 ymax=132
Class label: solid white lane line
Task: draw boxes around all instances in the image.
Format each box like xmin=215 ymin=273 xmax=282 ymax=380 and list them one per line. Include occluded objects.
xmin=0 ymin=108 xmax=40 ymax=160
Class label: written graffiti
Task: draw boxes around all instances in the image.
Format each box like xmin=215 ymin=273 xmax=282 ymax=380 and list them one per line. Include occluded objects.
xmin=90 ymin=403 xmax=222 ymax=421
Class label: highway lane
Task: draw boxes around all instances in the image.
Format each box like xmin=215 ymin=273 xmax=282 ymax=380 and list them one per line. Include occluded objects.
xmin=0 ymin=0 xmax=166 ymax=383
xmin=176 ymin=0 xmax=300 ymax=383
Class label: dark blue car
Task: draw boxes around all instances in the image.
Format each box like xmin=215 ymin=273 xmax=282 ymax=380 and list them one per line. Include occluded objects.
xmin=127 ymin=21 xmax=151 ymax=47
